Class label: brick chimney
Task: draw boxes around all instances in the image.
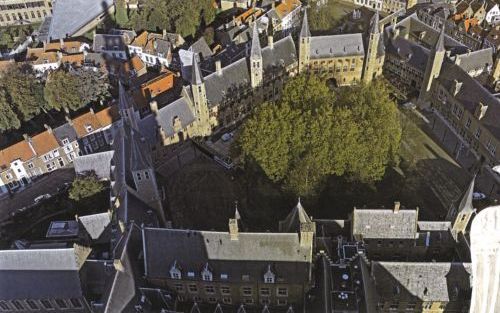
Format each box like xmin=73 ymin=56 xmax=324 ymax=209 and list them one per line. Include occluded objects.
xmin=229 ymin=218 xmax=238 ymax=240
xmin=215 ymin=59 xmax=222 ymax=75
xmin=394 ymin=201 xmax=401 ymax=213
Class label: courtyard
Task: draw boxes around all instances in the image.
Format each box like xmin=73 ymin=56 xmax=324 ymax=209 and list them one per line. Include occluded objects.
xmin=160 ymin=108 xmax=471 ymax=232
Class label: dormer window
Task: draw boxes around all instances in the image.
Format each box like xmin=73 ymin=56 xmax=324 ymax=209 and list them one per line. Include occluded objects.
xmin=169 ymin=261 xmax=181 ymax=279
xmin=187 ymin=271 xmax=195 ymax=278
xmin=202 ymin=263 xmax=213 ymax=281
xmin=85 ymin=124 xmax=93 ymax=133
xmin=263 ymin=265 xmax=275 ymax=284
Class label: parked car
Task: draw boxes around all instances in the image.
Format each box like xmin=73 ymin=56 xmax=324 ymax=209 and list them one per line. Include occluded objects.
xmin=221 ymin=132 xmax=234 ymax=142
xmin=34 ymin=193 xmax=51 ymax=203
xmin=473 ymin=192 xmax=486 ymax=200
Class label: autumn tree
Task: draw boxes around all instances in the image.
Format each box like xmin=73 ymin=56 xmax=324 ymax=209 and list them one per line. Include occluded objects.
xmin=238 ymin=75 xmax=401 ymax=197
xmin=69 ymin=173 xmax=105 ymax=201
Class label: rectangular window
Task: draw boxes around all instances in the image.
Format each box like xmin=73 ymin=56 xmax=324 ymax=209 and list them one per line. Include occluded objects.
xmin=144 ymin=171 xmax=150 ymax=180
xmin=208 ymin=297 xmax=217 ymax=303
xmin=242 ymin=287 xmax=252 ymax=296
xmin=187 ymin=271 xmax=195 ymax=278
xmin=277 ymin=287 xmax=288 ymax=296
xmin=277 ymin=298 xmax=287 ymax=306
xmin=0 ymin=301 xmax=9 ymax=310
xmin=205 ymin=285 xmax=215 ymax=294
xmin=136 ymin=172 xmax=142 ymax=181
xmin=260 ymin=288 xmax=271 ymax=296
xmin=220 ymin=273 xmax=228 ymax=280
xmin=475 ymin=127 xmax=482 ymax=139
xmin=62 ymin=138 xmax=70 ymax=145
xmin=222 ymin=297 xmax=232 ymax=304
xmin=188 ymin=284 xmax=198 ymax=293
xmin=220 ymin=286 xmax=231 ymax=295
xmin=243 ymin=298 xmax=254 ymax=305
xmin=28 ymin=162 xmax=34 ymax=169
xmin=174 ymin=283 xmax=184 ymax=292
xmin=11 ymin=300 xmax=23 ymax=310
xmin=55 ymin=299 xmax=67 ymax=309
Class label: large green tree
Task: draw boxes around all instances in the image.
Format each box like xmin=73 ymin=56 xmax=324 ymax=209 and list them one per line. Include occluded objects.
xmin=0 ymin=88 xmax=21 ymax=131
xmin=44 ymin=70 xmax=81 ymax=112
xmin=115 ymin=0 xmax=130 ymax=27
xmin=132 ymin=0 xmax=216 ymax=37
xmin=1 ymin=64 xmax=46 ymax=121
xmin=75 ymin=68 xmax=110 ymax=105
xmin=238 ymin=75 xmax=401 ymax=196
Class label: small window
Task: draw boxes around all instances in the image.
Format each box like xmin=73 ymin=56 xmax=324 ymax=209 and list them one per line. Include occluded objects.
xmin=136 ymin=172 xmax=142 ymax=181
xmin=208 ymin=297 xmax=217 ymax=303
xmin=85 ymin=124 xmax=93 ymax=133
xmin=144 ymin=171 xmax=150 ymax=179
xmin=0 ymin=301 xmax=9 ymax=310
xmin=261 ymin=298 xmax=270 ymax=305
xmin=205 ymin=285 xmax=215 ymax=294
xmin=188 ymin=271 xmax=195 ymax=278
xmin=277 ymin=298 xmax=287 ymax=306
xmin=62 ymin=138 xmax=70 ymax=145
xmin=277 ymin=287 xmax=288 ymax=296
xmin=260 ymin=288 xmax=270 ymax=296
xmin=243 ymin=298 xmax=254 ymax=304
xmin=174 ymin=283 xmax=184 ymax=292
xmin=220 ymin=273 xmax=228 ymax=280
xmin=11 ymin=300 xmax=24 ymax=310
xmin=242 ymin=287 xmax=252 ymax=296
xmin=188 ymin=284 xmax=198 ymax=293
xmin=222 ymin=296 xmax=232 ymax=304
xmin=220 ymin=286 xmax=231 ymax=295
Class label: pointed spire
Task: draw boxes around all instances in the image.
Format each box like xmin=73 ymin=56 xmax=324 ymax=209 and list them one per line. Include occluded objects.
xmin=118 ymin=80 xmax=132 ymax=112
xmin=234 ymin=201 xmax=241 ymax=220
xmin=457 ymin=175 xmax=475 ymax=213
xmin=237 ymin=305 xmax=247 ymax=313
xmin=300 ymin=9 xmax=311 ymax=38
xmin=279 ymin=198 xmax=313 ymax=232
xmin=261 ymin=306 xmax=270 ymax=313
xmin=214 ymin=304 xmax=224 ymax=313
xmin=190 ymin=303 xmax=201 ymax=313
xmin=250 ymin=22 xmax=262 ymax=59
xmin=370 ymin=10 xmax=380 ymax=34
xmin=191 ymin=53 xmax=203 ymax=85
xmin=435 ymin=24 xmax=446 ymax=52
xmin=286 ymin=306 xmax=295 ymax=313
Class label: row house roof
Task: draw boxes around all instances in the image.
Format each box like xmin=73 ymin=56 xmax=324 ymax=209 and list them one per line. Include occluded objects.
xmin=0 ymin=140 xmax=35 ymax=169
xmin=30 ymin=130 xmax=60 ymax=156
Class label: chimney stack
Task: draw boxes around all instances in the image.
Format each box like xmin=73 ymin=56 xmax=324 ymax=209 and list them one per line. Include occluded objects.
xmin=43 ymin=124 xmax=53 ymax=134
xmin=215 ymin=59 xmax=222 ymax=75
xmin=268 ymin=35 xmax=274 ymax=49
xmin=394 ymin=201 xmax=401 ymax=213
xmin=229 ymin=218 xmax=238 ymax=240
xmin=59 ymin=38 xmax=64 ymax=48
xmin=150 ymin=100 xmax=158 ymax=114
xmin=162 ymin=29 xmax=167 ymax=38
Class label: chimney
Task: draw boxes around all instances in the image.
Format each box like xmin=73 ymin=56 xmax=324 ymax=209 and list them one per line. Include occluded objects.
xmin=474 ymin=102 xmax=488 ymax=120
xmin=268 ymin=35 xmax=274 ymax=49
xmin=113 ymin=259 xmax=124 ymax=272
xmin=229 ymin=218 xmax=238 ymax=240
xmin=59 ymin=38 xmax=64 ymax=48
xmin=149 ymin=100 xmax=158 ymax=114
xmin=393 ymin=201 xmax=401 ymax=213
xmin=162 ymin=29 xmax=167 ymax=38
xmin=74 ymin=214 xmax=78 ymax=221
xmin=43 ymin=124 xmax=53 ymax=134
xmin=89 ymin=108 xmax=95 ymax=115
xmin=215 ymin=59 xmax=222 ymax=75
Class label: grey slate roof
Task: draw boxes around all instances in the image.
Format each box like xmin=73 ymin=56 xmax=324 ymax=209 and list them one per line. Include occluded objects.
xmin=417 ymin=221 xmax=452 ymax=231
xmin=437 ymin=62 xmax=500 ymax=138
xmin=454 ymin=48 xmax=493 ymax=74
xmin=371 ymin=262 xmax=473 ymax=302
xmin=202 ymin=35 xmax=296 ymax=107
xmin=74 ymin=150 xmax=114 ymax=179
xmin=53 ymin=122 xmax=78 ymax=144
xmin=78 ymin=212 xmax=112 ymax=240
xmin=300 ymin=10 xmax=311 ymax=38
xmin=0 ymin=246 xmax=91 ymax=300
xmin=93 ymin=34 xmax=127 ymax=52
xmin=279 ymin=200 xmax=312 ymax=233
xmin=190 ymin=37 xmax=213 ymax=59
xmin=352 ymin=207 xmax=418 ymax=239
xmin=48 ymin=0 xmax=114 ymax=40
xmin=143 ymin=227 xmax=312 ymax=283
xmin=309 ymin=34 xmax=364 ymax=59
xmin=155 ymin=97 xmax=196 ymax=137
xmin=456 ymin=175 xmax=475 ymax=214
xmin=250 ymin=23 xmax=262 ymax=60
xmin=385 ymin=36 xmax=429 ymax=71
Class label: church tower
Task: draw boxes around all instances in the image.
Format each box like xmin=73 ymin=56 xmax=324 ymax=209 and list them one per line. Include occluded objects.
xmin=279 ymin=199 xmax=316 ymax=256
xmin=420 ymin=25 xmax=446 ymax=104
xmin=363 ymin=11 xmax=382 ymax=83
xmin=250 ymin=22 xmax=263 ymax=89
xmin=190 ymin=55 xmax=211 ymax=136
xmin=299 ymin=10 xmax=311 ymax=73
xmin=118 ymin=81 xmax=138 ymax=130
xmin=447 ymin=176 xmax=476 ymax=240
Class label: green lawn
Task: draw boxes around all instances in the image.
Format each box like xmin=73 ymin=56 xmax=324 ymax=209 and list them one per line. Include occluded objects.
xmin=308 ymin=0 xmax=360 ymax=33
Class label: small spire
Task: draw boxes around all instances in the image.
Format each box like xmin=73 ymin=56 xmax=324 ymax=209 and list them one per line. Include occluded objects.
xmin=300 ymin=9 xmax=311 ymax=38
xmin=435 ymin=24 xmax=446 ymax=52
xmin=118 ymin=80 xmax=132 ymax=111
xmin=191 ymin=53 xmax=203 ymax=85
xmin=234 ymin=201 xmax=241 ymax=220
xmin=370 ymin=10 xmax=380 ymax=34
xmin=457 ymin=175 xmax=476 ymax=213
xmin=250 ymin=22 xmax=262 ymax=59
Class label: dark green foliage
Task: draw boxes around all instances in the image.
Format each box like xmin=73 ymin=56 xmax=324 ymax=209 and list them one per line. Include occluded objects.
xmin=44 ymin=70 xmax=81 ymax=112
xmin=44 ymin=69 xmax=110 ymax=112
xmin=115 ymin=0 xmax=130 ymax=27
xmin=0 ymin=88 xmax=21 ymax=131
xmin=238 ymin=75 xmax=401 ymax=197
xmin=1 ymin=64 xmax=46 ymax=121
xmin=132 ymin=0 xmax=216 ymax=37
xmin=69 ymin=173 xmax=105 ymax=201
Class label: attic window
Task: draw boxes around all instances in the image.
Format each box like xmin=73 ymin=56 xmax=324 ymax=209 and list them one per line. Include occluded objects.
xmin=85 ymin=124 xmax=93 ymax=133
xmin=220 ymin=273 xmax=228 ymax=280
xmin=187 ymin=271 xmax=195 ymax=278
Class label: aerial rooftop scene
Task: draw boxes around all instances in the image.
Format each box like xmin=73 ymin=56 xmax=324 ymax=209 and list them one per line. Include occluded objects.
xmin=0 ymin=0 xmax=499 ymax=312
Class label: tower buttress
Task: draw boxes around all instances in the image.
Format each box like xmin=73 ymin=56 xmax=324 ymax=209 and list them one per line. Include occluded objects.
xmin=448 ymin=176 xmax=476 ymax=240
xmin=190 ymin=55 xmax=211 ymax=136
xmin=420 ymin=25 xmax=446 ymax=104
xmin=363 ymin=11 xmax=383 ymax=83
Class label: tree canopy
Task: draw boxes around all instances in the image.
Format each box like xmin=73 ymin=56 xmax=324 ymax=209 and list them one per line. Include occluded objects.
xmin=132 ymin=0 xmax=216 ymax=37
xmin=44 ymin=69 xmax=110 ymax=113
xmin=69 ymin=173 xmax=105 ymax=201
xmin=238 ymin=75 xmax=401 ymax=197
xmin=0 ymin=87 xmax=21 ymax=131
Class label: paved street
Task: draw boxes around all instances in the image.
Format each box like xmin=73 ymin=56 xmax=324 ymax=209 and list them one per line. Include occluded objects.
xmin=0 ymin=168 xmax=75 ymax=222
